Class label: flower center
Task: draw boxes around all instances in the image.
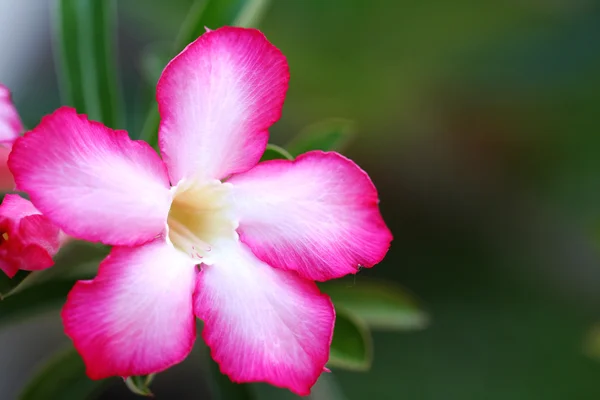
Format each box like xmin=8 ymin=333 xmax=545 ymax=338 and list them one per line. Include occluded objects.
xmin=167 ymin=180 xmax=236 ymax=261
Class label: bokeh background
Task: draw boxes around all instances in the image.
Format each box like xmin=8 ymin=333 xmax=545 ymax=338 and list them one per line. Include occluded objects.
xmin=2 ymin=0 xmax=600 ymax=398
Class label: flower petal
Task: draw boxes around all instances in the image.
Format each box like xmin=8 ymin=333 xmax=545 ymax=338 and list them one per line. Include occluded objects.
xmin=157 ymin=26 xmax=289 ymax=183
xmin=194 ymin=240 xmax=334 ymax=395
xmin=0 ymin=257 xmax=19 ymax=278
xmin=0 ymin=193 xmax=40 ymax=222
xmin=62 ymin=238 xmax=197 ymax=379
xmin=0 ymin=84 xmax=22 ymax=146
xmin=229 ymin=151 xmax=392 ymax=281
xmin=0 ymin=146 xmax=15 ymax=191
xmin=19 ymin=214 xmax=62 ymax=256
xmin=8 ymin=107 xmax=171 ymax=246
xmin=0 ymin=195 xmax=60 ymax=276
xmin=7 ymin=241 xmax=54 ymax=273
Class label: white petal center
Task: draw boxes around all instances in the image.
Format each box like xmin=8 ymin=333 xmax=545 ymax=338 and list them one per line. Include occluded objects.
xmin=167 ymin=179 xmax=237 ymax=262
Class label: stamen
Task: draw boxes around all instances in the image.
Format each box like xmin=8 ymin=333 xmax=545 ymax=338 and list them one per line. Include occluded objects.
xmin=167 ymin=180 xmax=236 ymax=261
xmin=168 ymin=218 xmax=212 ymax=258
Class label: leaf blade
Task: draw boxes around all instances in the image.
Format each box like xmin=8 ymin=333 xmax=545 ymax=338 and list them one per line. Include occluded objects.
xmin=287 ymin=118 xmax=356 ymax=156
xmin=206 ymin=352 xmax=255 ymax=400
xmin=0 ymin=270 xmax=30 ymax=299
xmin=125 ymin=374 xmax=155 ymax=397
xmin=260 ymin=143 xmax=294 ymax=162
xmin=87 ymin=0 xmax=123 ymax=128
xmin=53 ymin=0 xmax=86 ymax=113
xmin=139 ymin=0 xmax=273 ymax=145
xmin=327 ymin=306 xmax=373 ymax=371
xmin=321 ymin=279 xmax=430 ymax=331
xmin=52 ymin=0 xmax=123 ymax=127
xmin=19 ymin=346 xmax=107 ymax=400
xmin=0 ymin=242 xmax=107 ymax=327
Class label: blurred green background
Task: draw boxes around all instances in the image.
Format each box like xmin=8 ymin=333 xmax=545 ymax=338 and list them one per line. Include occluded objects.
xmin=3 ymin=0 xmax=600 ymax=398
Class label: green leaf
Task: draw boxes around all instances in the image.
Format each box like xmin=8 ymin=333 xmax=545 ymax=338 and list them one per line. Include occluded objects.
xmin=4 ymin=241 xmax=107 ymax=298
xmin=321 ymin=280 xmax=429 ymax=331
xmin=286 ymin=119 xmax=356 ymax=156
xmin=206 ymin=354 xmax=255 ymax=400
xmin=19 ymin=346 xmax=107 ymax=400
xmin=584 ymin=323 xmax=600 ymax=360
xmin=260 ymin=144 xmax=293 ymax=162
xmin=139 ymin=0 xmax=273 ymax=145
xmin=175 ymin=0 xmax=271 ymax=52
xmin=0 ymin=281 xmax=82 ymax=328
xmin=0 ymin=241 xmax=107 ymax=327
xmin=310 ymin=374 xmax=348 ymax=400
xmin=328 ymin=306 xmax=373 ymax=371
xmin=4 ymin=260 xmax=100 ymax=300
xmin=0 ymin=270 xmax=30 ymax=299
xmin=53 ymin=0 xmax=123 ymax=128
xmin=53 ymin=0 xmax=85 ymax=113
xmin=253 ymin=374 xmax=348 ymax=400
xmin=125 ymin=374 xmax=155 ymax=397
xmin=139 ymin=42 xmax=171 ymax=86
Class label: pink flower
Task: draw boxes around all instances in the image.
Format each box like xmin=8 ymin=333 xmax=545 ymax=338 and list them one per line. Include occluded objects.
xmin=0 ymin=84 xmax=23 ymax=191
xmin=0 ymin=86 xmax=65 ymax=276
xmin=8 ymin=27 xmax=392 ymax=395
xmin=0 ymin=194 xmax=63 ymax=277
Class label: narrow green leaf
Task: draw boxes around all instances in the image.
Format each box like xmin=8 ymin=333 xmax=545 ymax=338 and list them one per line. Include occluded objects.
xmin=309 ymin=374 xmax=348 ymax=400
xmin=206 ymin=354 xmax=255 ymax=400
xmin=286 ymin=119 xmax=356 ymax=156
xmin=4 ymin=241 xmax=107 ymax=298
xmin=328 ymin=306 xmax=373 ymax=371
xmin=232 ymin=0 xmax=270 ymax=28
xmin=250 ymin=384 xmax=297 ymax=400
xmin=125 ymin=374 xmax=155 ymax=397
xmin=19 ymin=346 xmax=107 ymax=400
xmin=0 ymin=281 xmax=83 ymax=328
xmin=0 ymin=242 xmax=107 ymax=327
xmin=53 ymin=0 xmax=86 ymax=112
xmin=253 ymin=374 xmax=348 ymax=400
xmin=0 ymin=270 xmax=30 ymax=299
xmin=321 ymin=280 xmax=430 ymax=331
xmin=53 ymin=0 xmax=123 ymax=127
xmin=5 ymin=260 xmax=100 ymax=300
xmin=140 ymin=42 xmax=171 ymax=86
xmin=139 ymin=0 xmax=273 ymax=145
xmin=175 ymin=0 xmax=271 ymax=52
xmin=139 ymin=107 xmax=161 ymax=143
xmin=83 ymin=0 xmax=122 ymax=128
xmin=260 ymin=144 xmax=293 ymax=162
xmin=584 ymin=323 xmax=600 ymax=360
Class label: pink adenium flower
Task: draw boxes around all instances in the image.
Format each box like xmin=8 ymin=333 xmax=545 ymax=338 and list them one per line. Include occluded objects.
xmin=0 ymin=85 xmax=65 ymax=276
xmin=0 ymin=84 xmax=23 ymax=190
xmin=0 ymin=194 xmax=63 ymax=277
xmin=8 ymin=27 xmax=392 ymax=394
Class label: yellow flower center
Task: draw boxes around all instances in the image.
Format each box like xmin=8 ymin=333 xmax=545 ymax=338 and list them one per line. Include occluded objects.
xmin=167 ymin=180 xmax=236 ymax=261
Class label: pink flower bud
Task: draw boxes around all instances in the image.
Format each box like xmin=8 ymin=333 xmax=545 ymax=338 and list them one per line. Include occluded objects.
xmin=0 ymin=194 xmax=63 ymax=277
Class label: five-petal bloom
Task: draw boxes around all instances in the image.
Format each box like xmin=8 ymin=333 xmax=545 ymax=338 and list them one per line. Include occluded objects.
xmin=0 ymin=194 xmax=64 ymax=277
xmin=8 ymin=27 xmax=392 ymax=395
xmin=0 ymin=84 xmax=23 ymax=190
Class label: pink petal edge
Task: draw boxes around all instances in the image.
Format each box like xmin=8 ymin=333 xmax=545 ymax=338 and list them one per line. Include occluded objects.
xmin=0 ymin=84 xmax=22 ymax=146
xmin=8 ymin=107 xmax=171 ymax=246
xmin=229 ymin=150 xmax=393 ymax=282
xmin=0 ymin=146 xmax=15 ymax=191
xmin=0 ymin=195 xmax=61 ymax=276
xmin=157 ymin=26 xmax=289 ymax=184
xmin=194 ymin=240 xmax=335 ymax=396
xmin=62 ymin=238 xmax=197 ymax=379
